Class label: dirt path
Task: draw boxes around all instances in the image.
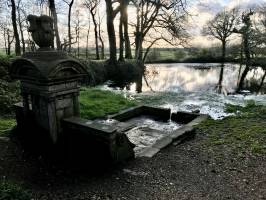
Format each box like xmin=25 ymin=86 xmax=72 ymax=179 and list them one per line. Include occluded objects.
xmin=0 ymin=131 xmax=265 ymax=200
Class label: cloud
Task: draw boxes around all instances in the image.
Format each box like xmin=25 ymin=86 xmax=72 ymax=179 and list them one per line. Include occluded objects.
xmin=187 ymin=0 xmax=265 ymax=47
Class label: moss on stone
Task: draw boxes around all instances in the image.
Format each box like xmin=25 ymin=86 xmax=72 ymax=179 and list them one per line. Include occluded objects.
xmin=0 ymin=119 xmax=16 ymax=136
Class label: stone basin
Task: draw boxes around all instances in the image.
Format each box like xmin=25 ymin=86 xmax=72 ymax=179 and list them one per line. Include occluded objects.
xmin=97 ymin=106 xmax=209 ymax=157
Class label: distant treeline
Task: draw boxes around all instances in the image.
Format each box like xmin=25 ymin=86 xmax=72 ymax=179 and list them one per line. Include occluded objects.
xmin=144 ymin=46 xmax=266 ymax=64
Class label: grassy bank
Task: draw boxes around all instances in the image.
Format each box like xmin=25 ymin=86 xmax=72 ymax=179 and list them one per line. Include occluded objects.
xmin=197 ymin=101 xmax=266 ymax=156
xmin=80 ymin=88 xmax=137 ymax=119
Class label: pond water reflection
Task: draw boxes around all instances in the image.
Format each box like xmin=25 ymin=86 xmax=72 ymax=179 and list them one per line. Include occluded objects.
xmin=103 ymin=63 xmax=266 ymax=120
xmin=136 ymin=63 xmax=265 ymax=94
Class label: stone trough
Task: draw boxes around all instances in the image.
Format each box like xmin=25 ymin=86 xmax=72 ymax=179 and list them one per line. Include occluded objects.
xmin=104 ymin=106 xmax=208 ymax=157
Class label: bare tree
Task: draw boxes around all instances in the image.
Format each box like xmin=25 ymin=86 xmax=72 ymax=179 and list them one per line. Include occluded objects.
xmin=74 ymin=11 xmax=81 ymax=57
xmin=0 ymin=23 xmax=14 ymax=55
xmin=203 ymin=8 xmax=238 ymax=93
xmin=10 ymin=0 xmax=21 ymax=56
xmin=233 ymin=10 xmax=254 ymax=92
xmin=123 ymin=0 xmax=132 ymax=59
xmin=63 ymin=0 xmax=74 ymax=53
xmin=0 ymin=12 xmax=13 ymax=55
xmin=48 ymin=0 xmax=61 ymax=50
xmin=130 ymin=0 xmax=189 ymax=92
xmin=203 ymin=9 xmax=238 ymax=61
xmin=105 ymin=0 xmax=120 ymax=63
xmin=98 ymin=12 xmax=105 ymax=59
xmin=85 ymin=14 xmax=91 ymax=59
xmin=119 ymin=3 xmax=124 ymax=61
xmin=17 ymin=0 xmax=26 ymax=53
xmin=118 ymin=0 xmax=132 ymax=60
xmin=84 ymin=0 xmax=100 ymax=60
xmin=132 ymin=0 xmax=189 ymax=62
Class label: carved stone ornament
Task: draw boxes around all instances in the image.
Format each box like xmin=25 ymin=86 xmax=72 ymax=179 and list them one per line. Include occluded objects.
xmin=27 ymin=15 xmax=54 ymax=49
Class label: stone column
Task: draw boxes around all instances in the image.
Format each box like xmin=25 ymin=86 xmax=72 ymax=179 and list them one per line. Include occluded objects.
xmin=22 ymin=93 xmax=30 ymax=114
xmin=73 ymin=92 xmax=80 ymax=117
xmin=47 ymin=97 xmax=57 ymax=143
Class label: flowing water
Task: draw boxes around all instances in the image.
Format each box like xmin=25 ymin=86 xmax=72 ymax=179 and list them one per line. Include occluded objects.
xmin=98 ymin=117 xmax=182 ymax=154
xmin=101 ymin=63 xmax=266 ymax=120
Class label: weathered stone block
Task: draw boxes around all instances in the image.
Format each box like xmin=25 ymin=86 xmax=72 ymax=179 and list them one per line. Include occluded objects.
xmin=152 ymin=136 xmax=173 ymax=149
xmin=62 ymin=117 xmax=135 ymax=164
xmin=171 ymin=111 xmax=200 ymax=124
xmin=137 ymin=147 xmax=160 ymax=158
xmin=169 ymin=125 xmax=194 ymax=139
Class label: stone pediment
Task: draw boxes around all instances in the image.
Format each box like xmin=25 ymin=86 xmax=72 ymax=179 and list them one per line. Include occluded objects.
xmin=10 ymin=51 xmax=87 ymax=82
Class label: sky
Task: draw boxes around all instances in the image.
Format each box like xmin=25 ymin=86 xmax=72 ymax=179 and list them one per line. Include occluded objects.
xmin=187 ymin=0 xmax=266 ymax=47
xmin=0 ymin=0 xmax=265 ymax=50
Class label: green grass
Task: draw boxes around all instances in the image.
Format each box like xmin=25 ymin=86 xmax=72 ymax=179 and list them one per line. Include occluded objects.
xmin=80 ymin=88 xmax=137 ymax=119
xmin=197 ymin=102 xmax=266 ymax=155
xmin=0 ymin=181 xmax=31 ymax=200
xmin=0 ymin=119 xmax=16 ymax=136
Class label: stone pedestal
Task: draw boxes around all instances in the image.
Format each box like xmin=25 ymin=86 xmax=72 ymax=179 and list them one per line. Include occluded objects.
xmin=10 ymin=51 xmax=86 ymax=143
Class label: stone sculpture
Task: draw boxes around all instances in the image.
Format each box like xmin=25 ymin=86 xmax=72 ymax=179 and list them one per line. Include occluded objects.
xmin=27 ymin=15 xmax=54 ymax=49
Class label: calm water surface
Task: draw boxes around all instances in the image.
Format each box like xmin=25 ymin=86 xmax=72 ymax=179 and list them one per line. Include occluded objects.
xmin=102 ymin=63 xmax=266 ymax=119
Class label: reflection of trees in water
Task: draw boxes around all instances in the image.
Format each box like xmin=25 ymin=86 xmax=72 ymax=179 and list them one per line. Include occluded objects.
xmin=134 ymin=64 xmax=264 ymax=94
xmin=143 ymin=68 xmax=159 ymax=92
xmin=242 ymin=68 xmax=266 ymax=94
xmin=215 ymin=63 xmax=228 ymax=95
xmin=258 ymin=70 xmax=266 ymax=93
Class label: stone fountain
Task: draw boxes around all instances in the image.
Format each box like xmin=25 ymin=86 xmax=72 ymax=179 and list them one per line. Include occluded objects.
xmin=9 ymin=15 xmax=135 ymax=166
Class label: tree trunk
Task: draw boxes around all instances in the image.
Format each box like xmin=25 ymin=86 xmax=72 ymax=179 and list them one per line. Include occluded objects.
xmin=86 ymin=29 xmax=89 ymax=59
xmin=135 ymin=2 xmax=140 ymax=60
xmin=77 ymin=25 xmax=80 ymax=57
xmin=7 ymin=30 xmax=13 ymax=55
xmin=67 ymin=0 xmax=74 ymax=53
xmin=98 ymin=23 xmax=105 ymax=59
xmin=105 ymin=0 xmax=117 ymax=63
xmin=216 ymin=40 xmax=226 ymax=93
xmin=92 ymin=14 xmax=100 ymax=60
xmin=18 ymin=12 xmax=25 ymax=53
xmin=237 ymin=66 xmax=250 ymax=92
xmin=49 ymin=0 xmax=61 ymax=50
xmin=134 ymin=2 xmax=144 ymax=62
xmin=123 ymin=0 xmax=132 ymax=59
xmin=119 ymin=13 xmax=124 ymax=61
xmin=10 ymin=0 xmax=21 ymax=56
xmin=3 ymin=29 xmax=7 ymax=55
xmin=237 ymin=29 xmax=251 ymax=92
xmin=257 ymin=70 xmax=266 ymax=93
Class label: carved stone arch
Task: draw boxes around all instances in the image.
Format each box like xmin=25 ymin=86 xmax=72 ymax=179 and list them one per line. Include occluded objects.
xmin=49 ymin=61 xmax=87 ymax=79
xmin=10 ymin=59 xmax=43 ymax=79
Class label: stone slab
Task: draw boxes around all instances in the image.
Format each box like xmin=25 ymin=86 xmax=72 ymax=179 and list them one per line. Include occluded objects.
xmin=108 ymin=106 xmax=143 ymax=121
xmin=137 ymin=147 xmax=160 ymax=158
xmin=63 ymin=117 xmax=117 ymax=135
xmin=169 ymin=125 xmax=194 ymax=139
xmin=116 ymin=121 xmax=137 ymax=132
xmin=186 ymin=115 xmax=209 ymax=127
xmin=152 ymin=136 xmax=173 ymax=149
xmin=171 ymin=111 xmax=199 ymax=123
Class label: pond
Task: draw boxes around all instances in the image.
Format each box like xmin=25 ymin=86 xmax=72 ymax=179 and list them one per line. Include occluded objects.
xmin=102 ymin=63 xmax=266 ymax=120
